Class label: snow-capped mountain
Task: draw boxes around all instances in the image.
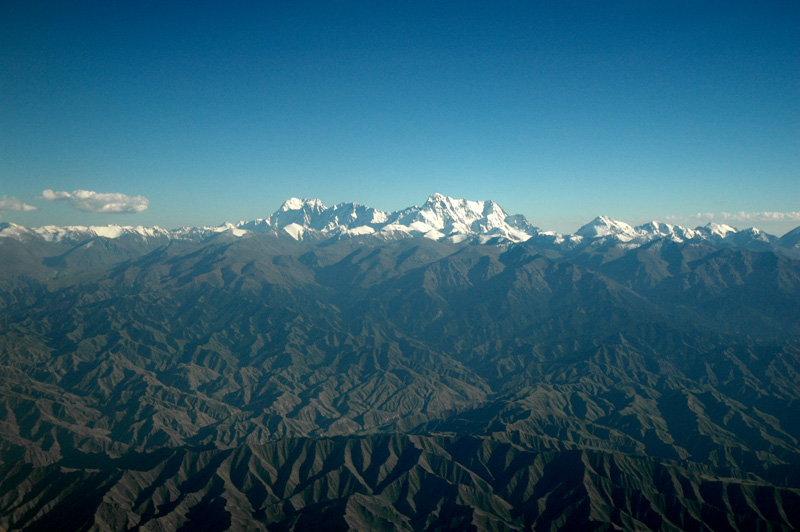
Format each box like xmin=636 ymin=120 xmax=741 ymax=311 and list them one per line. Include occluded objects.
xmin=0 ymin=222 xmax=172 ymax=243
xmin=237 ymin=198 xmax=390 ymax=240
xmin=556 ymin=217 xmax=704 ymax=250
xmin=575 ymin=216 xmax=639 ymax=240
xmin=1 ymin=194 xmax=797 ymax=257
xmin=384 ymin=193 xmax=536 ymax=242
xmin=230 ymin=193 xmax=537 ymax=243
xmin=632 ymin=221 xmax=698 ymax=242
xmin=694 ymin=223 xmax=738 ymax=241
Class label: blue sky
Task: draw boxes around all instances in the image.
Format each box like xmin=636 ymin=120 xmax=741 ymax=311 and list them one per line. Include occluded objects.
xmin=1 ymin=1 xmax=798 ymax=235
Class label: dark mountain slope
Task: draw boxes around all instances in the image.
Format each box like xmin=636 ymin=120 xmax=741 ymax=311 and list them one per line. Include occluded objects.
xmin=2 ymin=234 xmax=800 ymax=530
xmin=599 ymin=241 xmax=800 ymax=337
xmin=2 ymin=436 xmax=799 ymax=532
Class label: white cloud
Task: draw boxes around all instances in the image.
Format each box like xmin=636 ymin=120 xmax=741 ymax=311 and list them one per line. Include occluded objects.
xmin=667 ymin=211 xmax=800 ymax=224
xmin=719 ymin=211 xmax=800 ymax=222
xmin=0 ymin=195 xmax=37 ymax=212
xmin=40 ymin=189 xmax=149 ymax=214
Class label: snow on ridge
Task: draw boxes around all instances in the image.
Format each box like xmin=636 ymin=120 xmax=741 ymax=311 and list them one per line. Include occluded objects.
xmin=282 ymin=223 xmax=306 ymax=240
xmin=634 ymin=221 xmax=698 ymax=243
xmin=4 ymin=194 xmax=792 ymax=250
xmin=0 ymin=222 xmax=33 ymax=239
xmin=698 ymin=222 xmax=738 ymax=239
xmin=575 ymin=216 xmax=637 ymax=239
xmin=12 ymin=224 xmax=173 ymax=242
xmin=566 ymin=216 xmax=742 ymax=247
xmin=383 ymin=193 xmax=530 ymax=242
xmin=280 ymin=197 xmax=326 ymax=212
xmin=345 ymin=226 xmax=375 ymax=236
xmin=227 ymin=193 xmax=536 ymax=243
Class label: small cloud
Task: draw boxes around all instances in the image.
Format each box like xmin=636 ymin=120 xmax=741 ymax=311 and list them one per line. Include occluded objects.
xmin=40 ymin=189 xmax=149 ymax=214
xmin=666 ymin=210 xmax=800 ymax=225
xmin=664 ymin=213 xmax=713 ymax=221
xmin=762 ymin=211 xmax=800 ymax=221
xmin=0 ymin=195 xmax=37 ymax=212
xmin=720 ymin=210 xmax=800 ymax=222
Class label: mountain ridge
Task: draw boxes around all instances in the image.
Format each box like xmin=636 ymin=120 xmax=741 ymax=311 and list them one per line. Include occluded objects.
xmin=2 ymin=194 xmax=798 ymax=258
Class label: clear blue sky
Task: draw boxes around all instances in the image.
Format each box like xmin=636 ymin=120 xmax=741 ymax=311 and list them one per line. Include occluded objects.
xmin=2 ymin=1 xmax=798 ymax=235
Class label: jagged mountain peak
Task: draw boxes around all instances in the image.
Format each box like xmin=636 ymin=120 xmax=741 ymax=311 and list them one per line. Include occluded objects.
xmin=232 ymin=193 xmax=535 ymax=243
xmin=264 ymin=197 xmax=330 ymax=233
xmin=636 ymin=221 xmax=698 ymax=241
xmin=575 ymin=216 xmax=637 ymax=239
xmin=426 ymin=192 xmax=502 ymax=210
xmin=738 ymin=226 xmax=769 ymax=237
xmin=423 ymin=192 xmax=501 ymax=212
xmin=280 ymin=197 xmax=326 ymax=212
xmin=0 ymin=222 xmax=30 ymax=237
xmin=414 ymin=193 xmax=508 ymax=226
xmin=638 ymin=220 xmax=675 ymax=233
xmin=697 ymin=222 xmax=738 ymax=239
xmin=384 ymin=193 xmax=531 ymax=242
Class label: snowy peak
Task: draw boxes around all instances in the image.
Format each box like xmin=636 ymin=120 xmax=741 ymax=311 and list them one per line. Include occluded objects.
xmin=280 ymin=197 xmax=324 ymax=212
xmin=383 ymin=193 xmax=534 ymax=242
xmin=406 ymin=194 xmax=505 ymax=230
xmin=735 ymin=227 xmax=774 ymax=241
xmin=268 ymin=198 xmax=328 ymax=229
xmin=721 ymin=226 xmax=777 ymax=251
xmin=575 ymin=216 xmax=638 ymax=240
xmin=0 ymin=222 xmax=34 ymax=240
xmin=696 ymin=222 xmax=738 ymax=240
xmin=636 ymin=221 xmax=697 ymax=242
xmin=231 ymin=193 xmax=537 ymax=243
xmin=570 ymin=217 xmax=712 ymax=247
xmin=238 ymin=200 xmax=390 ymax=239
xmin=322 ymin=202 xmax=389 ymax=231
xmin=0 ymin=222 xmax=171 ymax=243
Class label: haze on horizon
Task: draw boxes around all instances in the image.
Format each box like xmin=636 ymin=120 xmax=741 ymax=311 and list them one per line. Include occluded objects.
xmin=1 ymin=1 xmax=798 ymax=236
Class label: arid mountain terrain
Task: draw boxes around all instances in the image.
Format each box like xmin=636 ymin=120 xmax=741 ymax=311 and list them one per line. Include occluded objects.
xmin=1 ymin=198 xmax=800 ymax=530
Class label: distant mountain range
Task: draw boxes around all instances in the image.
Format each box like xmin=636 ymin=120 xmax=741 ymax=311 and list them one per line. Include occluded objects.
xmin=2 ymin=194 xmax=800 ymax=530
xmin=3 ymin=193 xmax=799 ymax=256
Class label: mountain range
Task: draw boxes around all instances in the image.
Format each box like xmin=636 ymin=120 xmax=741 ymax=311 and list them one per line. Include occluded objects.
xmin=3 ymin=193 xmax=799 ymax=256
xmin=1 ymin=194 xmax=800 ymax=531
